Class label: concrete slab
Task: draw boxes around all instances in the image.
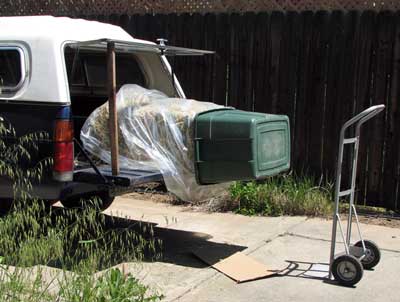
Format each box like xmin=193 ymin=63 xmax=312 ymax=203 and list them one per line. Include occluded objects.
xmin=180 ymin=236 xmax=400 ymax=302
xmin=290 ymin=217 xmax=400 ymax=252
xmin=106 ymin=197 xmax=306 ymax=247
xmin=105 ymin=197 xmax=400 ymax=302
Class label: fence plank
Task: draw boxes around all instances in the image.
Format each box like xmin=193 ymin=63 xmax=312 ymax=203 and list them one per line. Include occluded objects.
xmin=171 ymin=13 xmax=189 ymax=97
xmin=336 ymin=11 xmax=359 ymax=194
xmin=305 ymin=11 xmax=330 ymax=175
xmin=366 ymin=11 xmax=395 ymax=206
xmin=253 ymin=12 xmax=270 ymax=113
xmin=213 ymin=13 xmax=230 ymax=105
xmin=202 ymin=13 xmax=217 ymax=102
xmin=277 ymin=12 xmax=302 ymax=166
xmin=383 ymin=12 xmax=400 ymax=210
xmin=242 ymin=12 xmax=256 ymax=111
xmin=293 ymin=11 xmax=313 ymax=171
xmin=322 ymin=11 xmax=346 ymax=181
xmin=227 ymin=13 xmax=241 ymax=108
xmin=268 ymin=11 xmax=285 ymax=114
xmin=191 ymin=14 xmax=205 ymax=100
xmin=352 ymin=11 xmax=376 ymax=204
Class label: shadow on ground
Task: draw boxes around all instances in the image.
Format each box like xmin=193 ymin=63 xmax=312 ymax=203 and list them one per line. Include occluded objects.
xmin=101 ymin=212 xmax=247 ymax=269
xmin=277 ymin=260 xmax=350 ymax=287
xmin=0 ymin=206 xmax=246 ymax=271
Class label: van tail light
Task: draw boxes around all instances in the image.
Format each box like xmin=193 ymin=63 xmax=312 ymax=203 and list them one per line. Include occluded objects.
xmin=53 ymin=108 xmax=74 ymax=182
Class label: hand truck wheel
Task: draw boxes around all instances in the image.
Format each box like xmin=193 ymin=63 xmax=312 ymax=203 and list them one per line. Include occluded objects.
xmin=354 ymin=240 xmax=381 ymax=270
xmin=332 ymin=254 xmax=363 ymax=286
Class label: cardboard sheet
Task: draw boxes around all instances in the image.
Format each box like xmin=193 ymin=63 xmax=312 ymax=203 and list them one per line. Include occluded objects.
xmin=193 ymin=247 xmax=276 ymax=283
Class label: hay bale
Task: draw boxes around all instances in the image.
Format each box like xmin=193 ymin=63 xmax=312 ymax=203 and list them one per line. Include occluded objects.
xmin=81 ymin=84 xmax=229 ymax=201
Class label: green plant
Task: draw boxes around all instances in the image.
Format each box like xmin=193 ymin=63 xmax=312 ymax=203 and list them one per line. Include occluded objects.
xmin=0 ymin=201 xmax=163 ymax=300
xmin=0 ymin=118 xmax=51 ymax=203
xmin=0 ymin=265 xmax=55 ymax=302
xmin=230 ymin=173 xmax=333 ymax=217
xmin=59 ymin=267 xmax=163 ymax=302
xmin=0 ymin=118 xmax=163 ymax=301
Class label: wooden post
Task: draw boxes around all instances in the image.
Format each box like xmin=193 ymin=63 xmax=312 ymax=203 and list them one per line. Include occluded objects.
xmin=107 ymin=41 xmax=119 ymax=175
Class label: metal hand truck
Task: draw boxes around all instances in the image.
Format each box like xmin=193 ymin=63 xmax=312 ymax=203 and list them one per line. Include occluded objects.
xmin=329 ymin=104 xmax=385 ymax=286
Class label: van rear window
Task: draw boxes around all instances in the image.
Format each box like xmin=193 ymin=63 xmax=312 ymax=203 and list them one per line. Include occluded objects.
xmin=0 ymin=48 xmax=24 ymax=91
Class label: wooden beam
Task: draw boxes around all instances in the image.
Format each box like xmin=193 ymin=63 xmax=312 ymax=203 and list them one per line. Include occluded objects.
xmin=107 ymin=41 xmax=119 ymax=176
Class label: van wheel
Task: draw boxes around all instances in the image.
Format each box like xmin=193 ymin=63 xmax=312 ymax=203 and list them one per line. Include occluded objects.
xmin=61 ymin=192 xmax=114 ymax=211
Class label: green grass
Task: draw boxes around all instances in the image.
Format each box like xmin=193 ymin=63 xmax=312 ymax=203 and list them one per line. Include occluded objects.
xmin=0 ymin=119 xmax=163 ymax=301
xmin=229 ymin=174 xmax=333 ymax=217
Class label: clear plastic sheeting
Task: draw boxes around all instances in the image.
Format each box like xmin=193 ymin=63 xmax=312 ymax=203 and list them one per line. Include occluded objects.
xmin=80 ymin=84 xmax=229 ymax=201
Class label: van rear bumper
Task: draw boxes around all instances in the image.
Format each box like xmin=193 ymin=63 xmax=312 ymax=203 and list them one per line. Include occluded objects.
xmin=0 ymin=167 xmax=163 ymax=202
xmin=0 ymin=178 xmax=110 ymax=202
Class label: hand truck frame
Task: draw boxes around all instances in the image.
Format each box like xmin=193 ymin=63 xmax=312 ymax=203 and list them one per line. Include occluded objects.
xmin=328 ymin=104 xmax=385 ymax=286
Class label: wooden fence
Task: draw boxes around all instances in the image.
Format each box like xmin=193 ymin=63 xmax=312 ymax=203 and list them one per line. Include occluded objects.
xmin=80 ymin=11 xmax=400 ymax=211
xmin=2 ymin=8 xmax=399 ymax=210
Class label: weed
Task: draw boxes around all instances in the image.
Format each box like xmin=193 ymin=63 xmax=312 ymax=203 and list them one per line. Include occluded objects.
xmin=59 ymin=267 xmax=163 ymax=302
xmin=0 ymin=118 xmax=163 ymax=301
xmin=230 ymin=173 xmax=333 ymax=217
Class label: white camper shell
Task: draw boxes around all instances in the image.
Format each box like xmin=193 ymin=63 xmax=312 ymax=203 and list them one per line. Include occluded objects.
xmin=0 ymin=16 xmax=214 ymax=210
xmin=0 ymin=15 xmax=213 ymax=102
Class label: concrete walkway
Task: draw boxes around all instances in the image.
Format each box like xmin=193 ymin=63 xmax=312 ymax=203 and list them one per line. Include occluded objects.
xmin=105 ymin=196 xmax=400 ymax=302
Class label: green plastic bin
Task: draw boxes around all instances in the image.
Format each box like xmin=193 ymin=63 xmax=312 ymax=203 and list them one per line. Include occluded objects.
xmin=194 ymin=109 xmax=290 ymax=184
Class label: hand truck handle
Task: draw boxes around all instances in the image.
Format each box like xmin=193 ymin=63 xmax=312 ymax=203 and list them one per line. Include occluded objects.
xmin=340 ymin=105 xmax=385 ymax=136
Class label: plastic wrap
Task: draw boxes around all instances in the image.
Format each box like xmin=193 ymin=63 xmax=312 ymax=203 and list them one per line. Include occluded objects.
xmin=80 ymin=84 xmax=229 ymax=201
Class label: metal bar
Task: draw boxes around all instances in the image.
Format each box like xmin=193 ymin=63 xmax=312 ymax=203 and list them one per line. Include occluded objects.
xmin=346 ymin=137 xmax=360 ymax=245
xmin=107 ymin=41 xmax=119 ymax=176
xmin=343 ymin=138 xmax=357 ymax=144
xmin=73 ymin=138 xmax=109 ymax=185
xmin=340 ymin=105 xmax=385 ymax=134
xmin=171 ymin=55 xmax=175 ymax=90
xmin=337 ymin=214 xmax=350 ymax=255
xmin=67 ymin=38 xmax=215 ymax=56
xmin=329 ymin=128 xmax=345 ymax=278
xmin=338 ymin=189 xmax=354 ymax=197
xmin=356 ymin=107 xmax=386 ymax=132
xmin=352 ymin=204 xmax=366 ymax=255
xmin=346 ymin=199 xmax=354 ymax=247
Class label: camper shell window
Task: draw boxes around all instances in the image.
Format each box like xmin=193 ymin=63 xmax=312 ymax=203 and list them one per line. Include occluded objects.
xmin=64 ymin=47 xmax=147 ymax=92
xmin=0 ymin=47 xmax=26 ymax=93
xmin=64 ymin=46 xmax=148 ymax=141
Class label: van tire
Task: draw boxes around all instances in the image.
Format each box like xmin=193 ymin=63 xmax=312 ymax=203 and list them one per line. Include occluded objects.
xmin=60 ymin=192 xmax=114 ymax=211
